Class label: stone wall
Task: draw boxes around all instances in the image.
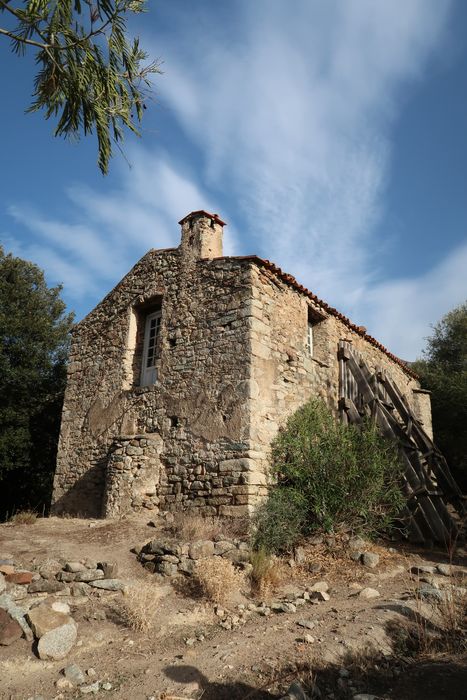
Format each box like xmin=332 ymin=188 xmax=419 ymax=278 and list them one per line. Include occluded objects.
xmin=52 ymin=212 xmax=430 ymax=519
xmin=247 ymin=263 xmax=428 ymax=481
xmin=52 ymin=218 xmax=259 ymax=517
xmin=102 ymin=434 xmax=162 ymax=517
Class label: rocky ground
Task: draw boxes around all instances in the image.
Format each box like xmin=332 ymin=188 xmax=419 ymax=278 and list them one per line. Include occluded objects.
xmin=0 ymin=516 xmax=466 ymax=700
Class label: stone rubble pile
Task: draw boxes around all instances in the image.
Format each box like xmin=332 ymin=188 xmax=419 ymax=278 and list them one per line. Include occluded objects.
xmin=0 ymin=555 xmax=126 ymax=660
xmin=136 ymin=536 xmax=251 ymax=576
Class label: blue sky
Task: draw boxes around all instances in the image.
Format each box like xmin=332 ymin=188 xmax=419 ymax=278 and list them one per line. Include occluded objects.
xmin=1 ymin=0 xmax=466 ymax=359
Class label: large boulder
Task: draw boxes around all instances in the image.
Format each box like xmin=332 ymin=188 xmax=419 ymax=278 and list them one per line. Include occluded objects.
xmin=37 ymin=619 xmax=78 ymax=660
xmin=27 ymin=604 xmax=72 ymax=638
xmin=189 ymin=540 xmax=215 ymax=560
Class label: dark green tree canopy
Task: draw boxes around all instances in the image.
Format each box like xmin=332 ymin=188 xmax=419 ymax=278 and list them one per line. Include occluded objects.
xmin=0 ymin=246 xmax=74 ymax=516
xmin=0 ymin=1 xmax=160 ymax=173
xmin=413 ymin=302 xmax=467 ymax=491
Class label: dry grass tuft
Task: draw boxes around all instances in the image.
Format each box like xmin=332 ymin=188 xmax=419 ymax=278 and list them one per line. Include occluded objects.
xmin=250 ymin=548 xmax=284 ymax=598
xmin=167 ymin=513 xmax=249 ymax=543
xmin=7 ymin=510 xmax=37 ymax=525
xmin=118 ymin=582 xmax=160 ymax=632
xmin=192 ymin=557 xmax=242 ymax=604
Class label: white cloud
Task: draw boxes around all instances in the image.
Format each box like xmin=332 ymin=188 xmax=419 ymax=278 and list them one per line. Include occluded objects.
xmin=360 ymin=240 xmax=467 ymax=359
xmin=5 ymin=151 xmax=238 ymax=308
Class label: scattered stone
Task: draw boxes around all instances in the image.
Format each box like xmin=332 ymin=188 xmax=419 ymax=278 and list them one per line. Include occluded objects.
xmin=56 ymin=678 xmax=74 ymax=691
xmin=5 ymin=571 xmax=33 ymax=585
xmin=349 ymin=583 xmax=363 ymax=591
xmin=418 ymin=585 xmax=446 ymax=602
xmin=297 ymin=619 xmax=315 ymax=630
xmin=0 ymin=573 xmax=5 ymax=594
xmin=309 ymin=581 xmax=329 ymax=593
xmin=52 ymin=602 xmax=71 ymax=615
xmin=358 ymin=588 xmax=380 ymax=600
xmin=350 ymin=551 xmax=362 ymax=562
xmin=27 ymin=604 xmax=71 ymax=638
xmin=294 ymin=547 xmax=307 ymax=565
xmin=353 ymin=695 xmax=377 ymax=700
xmin=214 ymin=540 xmax=235 ymax=555
xmin=185 ymin=637 xmax=196 ymax=646
xmin=0 ymin=565 xmax=15 ymax=576
xmin=57 ymin=571 xmax=77 ymax=583
xmin=98 ymin=561 xmax=118 ymax=578
xmin=87 ymin=668 xmax=97 ymax=678
xmin=256 ymin=606 xmax=271 ymax=616
xmin=80 ymin=681 xmax=100 ymax=694
xmin=102 ymin=682 xmax=112 ymax=691
xmin=71 ymin=582 xmax=91 ymax=597
xmin=39 ymin=560 xmax=63 ymax=579
xmin=28 ymin=579 xmax=66 ymax=594
xmin=6 ymin=583 xmax=29 ymax=600
xmin=64 ymin=663 xmax=86 ymax=685
xmin=310 ymin=590 xmax=330 ymax=602
xmin=156 ymin=561 xmax=178 ymax=576
xmin=0 ymin=608 xmax=23 ymax=645
xmin=37 ymin=619 xmax=78 ymax=660
xmin=0 ymin=559 xmax=14 ymax=566
xmin=178 ymin=559 xmax=195 ymax=576
xmin=308 ymin=562 xmax=322 ymax=574
xmin=362 ymin=553 xmax=379 ymax=569
xmin=437 ymin=564 xmax=453 ymax=577
xmin=65 ymin=562 xmax=87 ymax=573
xmin=410 ymin=564 xmax=437 ymax=575
xmin=88 ymin=578 xmax=125 ymax=591
xmin=297 ymin=634 xmax=315 ymax=644
xmin=281 ymin=680 xmax=310 ymax=700
xmin=84 ymin=559 xmax=98 ymax=570
xmin=0 ymin=593 xmax=33 ymax=640
xmin=349 ymin=536 xmax=366 ymax=551
xmin=271 ymin=602 xmax=297 ymax=613
xmin=74 ymin=569 xmax=105 ymax=583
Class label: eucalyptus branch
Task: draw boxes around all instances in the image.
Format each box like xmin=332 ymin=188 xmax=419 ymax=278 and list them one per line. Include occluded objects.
xmin=0 ymin=24 xmax=47 ymax=48
xmin=1 ymin=0 xmax=158 ymax=174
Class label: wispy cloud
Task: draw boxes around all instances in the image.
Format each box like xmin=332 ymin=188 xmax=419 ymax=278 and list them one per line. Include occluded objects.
xmin=4 ymin=151 xmax=237 ymax=304
xmin=152 ymin=0 xmax=460 ymax=356
xmin=360 ymin=240 xmax=467 ymax=359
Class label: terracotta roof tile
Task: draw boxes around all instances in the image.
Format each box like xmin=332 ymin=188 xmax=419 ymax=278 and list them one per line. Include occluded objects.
xmin=178 ymin=210 xmax=226 ymax=227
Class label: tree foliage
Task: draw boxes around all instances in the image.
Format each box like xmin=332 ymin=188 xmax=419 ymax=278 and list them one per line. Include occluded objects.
xmin=0 ymin=0 xmax=160 ymax=174
xmin=253 ymin=398 xmax=405 ymax=553
xmin=0 ymin=246 xmax=74 ymax=517
xmin=412 ymin=302 xmax=467 ymax=491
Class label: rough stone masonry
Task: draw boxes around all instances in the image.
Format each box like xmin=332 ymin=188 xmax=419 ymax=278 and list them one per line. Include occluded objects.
xmin=51 ymin=210 xmax=432 ymax=518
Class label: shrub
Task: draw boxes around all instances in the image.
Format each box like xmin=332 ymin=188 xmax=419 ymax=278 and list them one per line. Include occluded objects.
xmin=249 ymin=548 xmax=283 ymax=597
xmin=192 ymin=557 xmax=241 ymax=604
xmin=254 ymin=398 xmax=405 ymax=552
xmin=253 ymin=487 xmax=307 ymax=553
xmin=118 ymin=582 xmax=159 ymax=632
xmin=7 ymin=510 xmax=37 ymax=525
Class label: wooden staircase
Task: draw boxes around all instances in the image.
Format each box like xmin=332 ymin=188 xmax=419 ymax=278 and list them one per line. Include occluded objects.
xmin=338 ymin=340 xmax=465 ymax=544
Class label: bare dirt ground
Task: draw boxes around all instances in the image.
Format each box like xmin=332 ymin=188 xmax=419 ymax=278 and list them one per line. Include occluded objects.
xmin=1 ymin=516 xmax=466 ymax=700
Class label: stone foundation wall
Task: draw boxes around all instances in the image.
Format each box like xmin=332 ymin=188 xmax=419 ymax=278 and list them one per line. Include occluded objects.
xmin=102 ymin=435 xmax=162 ymax=517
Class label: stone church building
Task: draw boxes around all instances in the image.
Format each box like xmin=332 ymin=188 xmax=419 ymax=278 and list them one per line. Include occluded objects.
xmin=51 ymin=210 xmax=432 ymax=519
